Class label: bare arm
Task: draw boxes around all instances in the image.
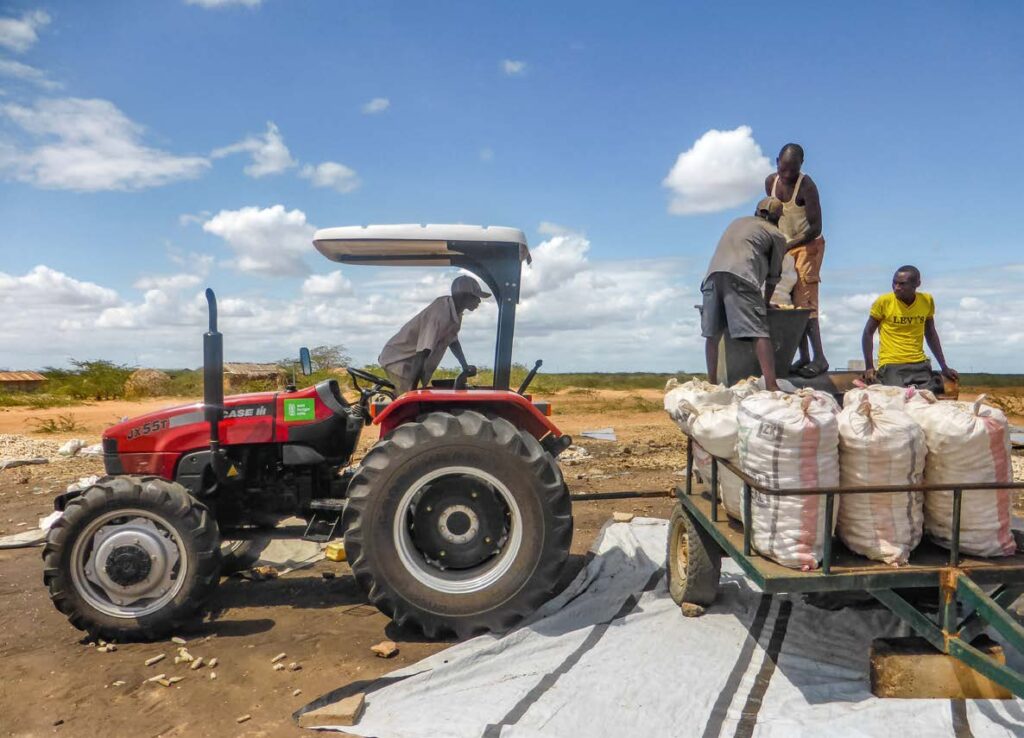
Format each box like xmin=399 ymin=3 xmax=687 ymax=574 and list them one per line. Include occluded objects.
xmin=449 ymin=339 xmax=474 ymax=373
xmin=924 ymin=318 xmax=958 ymax=380
xmin=862 ymin=316 xmax=880 ymax=381
xmin=764 ymin=173 xmax=776 ymax=197
xmin=787 ymin=176 xmax=823 ymax=250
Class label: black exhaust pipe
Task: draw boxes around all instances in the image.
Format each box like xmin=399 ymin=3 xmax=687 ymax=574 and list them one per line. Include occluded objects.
xmin=204 ymin=288 xmax=226 ymax=480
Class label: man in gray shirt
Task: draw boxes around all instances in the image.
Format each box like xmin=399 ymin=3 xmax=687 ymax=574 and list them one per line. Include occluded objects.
xmin=379 ymin=275 xmax=490 ymax=394
xmin=701 ymin=197 xmax=785 ymax=391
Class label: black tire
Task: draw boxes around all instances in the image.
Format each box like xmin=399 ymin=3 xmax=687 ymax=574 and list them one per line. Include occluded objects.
xmin=343 ymin=411 xmax=572 ymax=639
xmin=219 ymin=538 xmax=269 ymax=575
xmin=42 ymin=476 xmax=220 ymax=641
xmin=667 ymin=502 xmax=721 ymax=607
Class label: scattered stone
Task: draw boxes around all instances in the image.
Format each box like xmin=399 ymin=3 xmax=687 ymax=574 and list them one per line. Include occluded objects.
xmin=370 ymin=640 xmax=398 ymax=658
xmin=680 ymin=602 xmax=706 ymax=618
xmin=210 ymin=672 xmax=217 ymax=680
xmin=236 ymin=714 xmax=251 ymax=724
xmin=145 ymin=654 xmax=166 ymax=666
xmin=298 ymin=693 xmax=366 ymax=728
xmin=190 ymin=657 xmax=204 ymax=670
xmin=157 ymin=678 xmax=172 ymax=687
xmin=292 ymin=689 xmax=302 ymax=697
xmin=146 ymin=673 xmax=167 ymax=683
xmin=177 ymin=648 xmax=194 ymax=662
xmin=271 ymin=652 xmax=287 ymax=663
xmin=612 ymin=511 xmax=635 ymax=523
xmin=288 ymin=662 xmax=302 ymax=672
xmin=273 ymin=663 xmax=285 ymax=672
xmin=208 ymin=657 xmax=218 ymax=668
xmin=167 ymin=676 xmax=183 ymax=685
xmin=112 ymin=680 xmax=126 ymax=687
xmin=171 ymin=636 xmax=187 ymax=645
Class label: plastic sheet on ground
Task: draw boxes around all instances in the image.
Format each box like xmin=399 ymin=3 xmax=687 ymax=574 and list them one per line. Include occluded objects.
xmin=301 ymin=519 xmax=1024 ymax=737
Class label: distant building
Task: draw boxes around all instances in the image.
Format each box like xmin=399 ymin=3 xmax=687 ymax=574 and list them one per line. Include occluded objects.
xmin=0 ymin=371 xmax=47 ymax=393
xmin=222 ymin=362 xmax=288 ymax=391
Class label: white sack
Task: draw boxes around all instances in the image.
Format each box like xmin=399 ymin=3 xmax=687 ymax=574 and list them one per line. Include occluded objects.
xmin=905 ymin=396 xmax=1016 ymax=557
xmin=57 ymin=439 xmax=86 ymax=457
xmin=737 ymin=390 xmax=840 ymax=569
xmin=769 ymin=252 xmax=797 ymax=306
xmin=664 ymin=378 xmax=734 ymax=433
xmin=842 ymin=384 xmax=935 ymax=411
xmin=730 ymin=376 xmax=799 ymax=399
xmin=837 ymin=398 xmax=925 ymax=565
xmin=688 ymin=408 xmax=746 ymax=522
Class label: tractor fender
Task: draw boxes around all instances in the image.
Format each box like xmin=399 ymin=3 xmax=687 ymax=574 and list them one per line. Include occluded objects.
xmin=374 ymin=389 xmax=561 ymax=442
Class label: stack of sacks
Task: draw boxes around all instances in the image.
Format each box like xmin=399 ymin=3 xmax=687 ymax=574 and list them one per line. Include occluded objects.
xmin=837 ymin=397 xmax=926 ymax=565
xmin=843 ymin=383 xmax=935 ymax=412
xmin=730 ymin=376 xmax=800 ymax=399
xmin=663 ymin=378 xmax=734 ymax=433
xmin=905 ymin=395 xmax=1016 ymax=557
xmin=663 ymin=379 xmax=746 ymax=520
xmin=737 ymin=390 xmax=840 ymax=569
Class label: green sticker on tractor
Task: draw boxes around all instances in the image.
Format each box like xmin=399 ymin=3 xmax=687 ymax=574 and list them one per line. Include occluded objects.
xmin=283 ymin=398 xmax=316 ymax=422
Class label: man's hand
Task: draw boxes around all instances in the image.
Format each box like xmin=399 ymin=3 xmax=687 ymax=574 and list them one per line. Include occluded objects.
xmin=463 ymin=364 xmax=478 ymax=376
xmin=863 ymin=367 xmax=877 ymax=384
xmin=942 ymin=367 xmax=959 ymax=381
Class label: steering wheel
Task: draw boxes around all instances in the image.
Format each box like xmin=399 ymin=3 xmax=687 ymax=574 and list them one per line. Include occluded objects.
xmin=347 ymin=367 xmax=395 ymax=390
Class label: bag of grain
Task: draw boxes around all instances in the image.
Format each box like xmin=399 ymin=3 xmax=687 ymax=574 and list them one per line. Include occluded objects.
xmin=837 ymin=398 xmax=925 ymax=565
xmin=737 ymin=390 xmax=840 ymax=569
xmin=842 ymin=383 xmax=935 ymax=411
xmin=664 ymin=378 xmax=734 ymax=434
xmin=905 ymin=395 xmax=1016 ymax=557
xmin=684 ymin=401 xmax=748 ymax=521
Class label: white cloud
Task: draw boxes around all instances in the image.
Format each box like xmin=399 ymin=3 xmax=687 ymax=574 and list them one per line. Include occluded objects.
xmin=0 ymin=10 xmax=50 ymax=53
xmin=0 ymin=59 xmax=59 ymax=89
xmin=302 ymin=270 xmax=353 ymax=296
xmin=134 ymin=273 xmax=203 ymax=291
xmin=202 ymin=204 xmax=315 ymax=276
xmin=537 ymin=221 xmax=572 ymax=237
xmin=211 ymin=121 xmax=295 ymax=177
xmin=662 ymin=125 xmax=772 ymax=215
xmin=361 ymin=97 xmax=390 ymax=114
xmin=501 ymin=59 xmax=526 ymax=76
xmin=0 ymin=98 xmax=210 ymax=191
xmin=299 ymin=161 xmax=361 ymax=193
xmin=185 ymin=0 xmax=262 ymax=8
xmin=0 ymin=265 xmax=118 ymax=307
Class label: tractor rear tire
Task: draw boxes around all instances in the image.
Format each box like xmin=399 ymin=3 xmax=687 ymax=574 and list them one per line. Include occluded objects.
xmin=343 ymin=411 xmax=572 ymax=639
xmin=42 ymin=476 xmax=220 ymax=641
xmin=667 ymin=501 xmax=721 ymax=608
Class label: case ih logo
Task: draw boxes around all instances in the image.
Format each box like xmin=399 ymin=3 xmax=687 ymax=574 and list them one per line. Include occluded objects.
xmin=223 ymin=403 xmax=271 ymax=419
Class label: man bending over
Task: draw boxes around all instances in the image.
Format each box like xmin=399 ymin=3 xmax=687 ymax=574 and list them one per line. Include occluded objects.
xmin=379 ymin=275 xmax=490 ymax=394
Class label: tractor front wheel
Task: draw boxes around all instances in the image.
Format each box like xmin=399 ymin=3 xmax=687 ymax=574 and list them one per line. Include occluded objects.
xmin=42 ymin=476 xmax=220 ymax=641
xmin=343 ymin=411 xmax=572 ymax=639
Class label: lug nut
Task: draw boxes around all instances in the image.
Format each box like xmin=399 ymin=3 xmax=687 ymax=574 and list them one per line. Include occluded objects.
xmin=426 ymin=506 xmax=432 ymax=513
xmin=484 ymin=537 xmax=492 ymax=544
xmin=471 ymin=492 xmax=478 ymax=499
xmin=439 ymin=550 xmax=446 ymax=557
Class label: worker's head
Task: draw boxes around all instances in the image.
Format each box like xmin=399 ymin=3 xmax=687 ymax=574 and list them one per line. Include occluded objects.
xmin=892 ymin=265 xmax=922 ymax=303
xmin=451 ymin=275 xmax=490 ymax=313
xmin=776 ymin=143 xmax=804 ymax=185
xmin=755 ymin=197 xmax=784 ymax=225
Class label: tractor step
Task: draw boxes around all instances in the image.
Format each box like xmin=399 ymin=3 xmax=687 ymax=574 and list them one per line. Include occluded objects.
xmin=303 ymin=499 xmax=346 ymax=542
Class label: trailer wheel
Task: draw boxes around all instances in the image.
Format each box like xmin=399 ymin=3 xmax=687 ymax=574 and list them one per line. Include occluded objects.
xmin=343 ymin=411 xmax=572 ymax=639
xmin=667 ymin=502 xmax=721 ymax=608
xmin=42 ymin=476 xmax=220 ymax=641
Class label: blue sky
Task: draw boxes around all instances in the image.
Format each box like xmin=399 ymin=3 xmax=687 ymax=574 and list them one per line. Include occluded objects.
xmin=1 ymin=1 xmax=1022 ymax=373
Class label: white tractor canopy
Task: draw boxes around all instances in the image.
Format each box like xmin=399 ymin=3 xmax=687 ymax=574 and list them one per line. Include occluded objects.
xmin=311 ymin=224 xmax=531 ymax=391
xmin=312 ymin=224 xmax=531 ymax=267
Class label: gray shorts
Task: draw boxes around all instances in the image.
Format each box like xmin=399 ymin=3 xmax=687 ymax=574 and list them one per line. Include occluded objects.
xmin=700 ymin=272 xmax=769 ymax=339
xmin=878 ymin=361 xmax=943 ymax=394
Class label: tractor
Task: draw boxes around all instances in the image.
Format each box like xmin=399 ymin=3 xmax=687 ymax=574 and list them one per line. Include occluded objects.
xmin=42 ymin=225 xmax=574 ymax=640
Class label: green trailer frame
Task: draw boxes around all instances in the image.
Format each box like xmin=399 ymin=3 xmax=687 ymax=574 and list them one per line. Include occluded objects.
xmin=676 ymin=435 xmax=1024 ymax=698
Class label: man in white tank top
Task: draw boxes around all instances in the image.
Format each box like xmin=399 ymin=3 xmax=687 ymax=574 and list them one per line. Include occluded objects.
xmin=765 ymin=143 xmax=830 ymax=377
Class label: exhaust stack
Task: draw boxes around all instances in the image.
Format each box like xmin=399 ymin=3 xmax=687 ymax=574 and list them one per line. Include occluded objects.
xmin=204 ymin=289 xmax=225 ymax=478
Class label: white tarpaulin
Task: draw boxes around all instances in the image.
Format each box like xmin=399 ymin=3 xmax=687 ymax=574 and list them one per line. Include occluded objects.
xmin=300 ymin=519 xmax=1024 ymax=737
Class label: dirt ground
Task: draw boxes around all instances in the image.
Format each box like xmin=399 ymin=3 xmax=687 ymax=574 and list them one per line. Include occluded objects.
xmin=0 ymin=389 xmax=681 ymax=738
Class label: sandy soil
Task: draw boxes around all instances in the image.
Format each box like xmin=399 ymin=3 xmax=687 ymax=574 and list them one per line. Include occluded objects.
xmin=0 ymin=390 xmax=679 ymax=738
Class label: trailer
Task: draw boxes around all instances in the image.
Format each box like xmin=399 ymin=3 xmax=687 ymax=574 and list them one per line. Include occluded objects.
xmin=669 ymin=434 xmax=1024 ymax=699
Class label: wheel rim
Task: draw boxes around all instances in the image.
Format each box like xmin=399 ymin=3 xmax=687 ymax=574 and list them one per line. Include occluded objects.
xmin=672 ymin=520 xmax=689 ymax=589
xmin=69 ymin=508 xmax=188 ymax=619
xmin=393 ymin=466 xmax=524 ymax=595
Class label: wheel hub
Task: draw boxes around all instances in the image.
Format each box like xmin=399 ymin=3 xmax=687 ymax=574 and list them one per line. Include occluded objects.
xmin=83 ymin=516 xmax=180 ymax=607
xmin=410 ymin=477 xmax=507 ymax=570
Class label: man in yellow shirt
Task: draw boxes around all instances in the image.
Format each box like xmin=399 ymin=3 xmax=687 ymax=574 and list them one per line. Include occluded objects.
xmin=861 ymin=265 xmax=958 ymax=392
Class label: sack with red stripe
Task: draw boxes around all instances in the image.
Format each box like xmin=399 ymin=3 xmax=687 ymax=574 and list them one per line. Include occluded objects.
xmin=737 ymin=390 xmax=840 ymax=570
xmin=905 ymin=395 xmax=1015 ymax=557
